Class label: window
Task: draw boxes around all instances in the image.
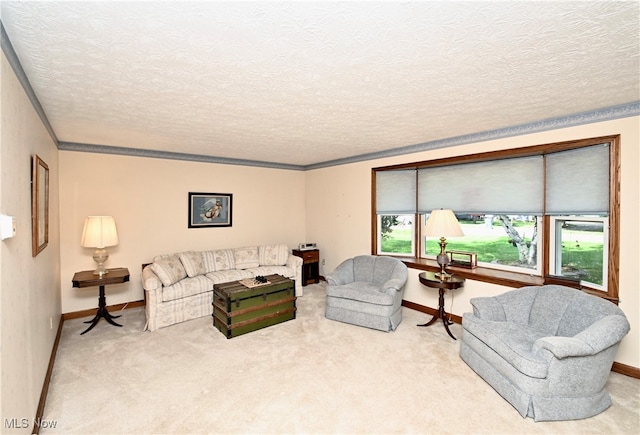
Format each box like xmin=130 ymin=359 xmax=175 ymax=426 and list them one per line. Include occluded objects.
xmin=378 ymin=214 xmax=414 ymax=256
xmin=423 ymin=214 xmax=542 ymax=275
xmin=549 ymin=216 xmax=608 ymax=290
xmin=372 ymin=135 xmax=620 ymax=301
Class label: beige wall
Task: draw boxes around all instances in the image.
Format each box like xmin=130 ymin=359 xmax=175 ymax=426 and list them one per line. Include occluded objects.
xmin=306 ymin=116 xmax=640 ymax=368
xmin=58 ymin=153 xmax=306 ymax=313
xmin=1 ymin=53 xmax=61 ymax=433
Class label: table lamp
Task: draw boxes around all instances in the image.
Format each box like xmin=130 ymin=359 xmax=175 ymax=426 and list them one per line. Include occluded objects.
xmin=424 ymin=209 xmax=464 ymax=279
xmin=81 ymin=216 xmax=119 ymax=276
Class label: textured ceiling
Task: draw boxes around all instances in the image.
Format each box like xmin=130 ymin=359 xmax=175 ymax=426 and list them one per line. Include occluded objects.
xmin=1 ymin=1 xmax=639 ymax=167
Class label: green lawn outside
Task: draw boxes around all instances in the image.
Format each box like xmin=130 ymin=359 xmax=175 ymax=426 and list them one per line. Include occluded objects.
xmin=381 ymin=226 xmax=603 ymax=284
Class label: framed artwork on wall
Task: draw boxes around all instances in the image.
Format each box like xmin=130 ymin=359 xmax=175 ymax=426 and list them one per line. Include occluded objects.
xmin=32 ymin=154 xmax=49 ymax=256
xmin=188 ymin=192 xmax=233 ymax=228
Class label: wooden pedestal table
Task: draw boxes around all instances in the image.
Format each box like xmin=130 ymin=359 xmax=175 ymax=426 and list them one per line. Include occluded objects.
xmin=72 ymin=267 xmax=130 ymax=335
xmin=417 ymin=271 xmax=465 ymax=340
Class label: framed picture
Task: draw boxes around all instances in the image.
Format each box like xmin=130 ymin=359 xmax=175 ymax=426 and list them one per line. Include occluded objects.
xmin=188 ymin=192 xmax=233 ymax=228
xmin=31 ymin=154 xmax=49 ymax=256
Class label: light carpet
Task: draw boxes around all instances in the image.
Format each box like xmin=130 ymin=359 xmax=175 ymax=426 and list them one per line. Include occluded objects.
xmin=42 ymin=282 xmax=639 ymax=434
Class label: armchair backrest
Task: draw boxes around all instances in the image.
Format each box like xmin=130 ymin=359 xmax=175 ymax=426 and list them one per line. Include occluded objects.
xmin=495 ymin=285 xmax=628 ymax=338
xmin=352 ymin=255 xmax=407 ymax=287
xmin=352 ymin=255 xmax=376 ymax=282
xmin=555 ymin=288 xmax=628 ymax=338
xmin=528 ymin=285 xmax=581 ymax=336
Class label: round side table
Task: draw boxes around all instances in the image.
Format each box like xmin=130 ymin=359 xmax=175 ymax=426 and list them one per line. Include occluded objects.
xmin=418 ymin=271 xmax=465 ymax=340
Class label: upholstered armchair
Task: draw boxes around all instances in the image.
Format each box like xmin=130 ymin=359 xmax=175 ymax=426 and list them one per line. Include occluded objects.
xmin=460 ymin=285 xmax=630 ymax=421
xmin=325 ymin=255 xmax=408 ymax=332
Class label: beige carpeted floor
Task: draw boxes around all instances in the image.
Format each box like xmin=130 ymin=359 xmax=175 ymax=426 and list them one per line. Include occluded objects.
xmin=41 ymin=282 xmax=639 ymax=434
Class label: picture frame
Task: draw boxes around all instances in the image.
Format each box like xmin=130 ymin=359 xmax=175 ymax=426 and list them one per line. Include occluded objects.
xmin=31 ymin=154 xmax=49 ymax=256
xmin=446 ymin=250 xmax=478 ymax=269
xmin=188 ymin=192 xmax=233 ymax=228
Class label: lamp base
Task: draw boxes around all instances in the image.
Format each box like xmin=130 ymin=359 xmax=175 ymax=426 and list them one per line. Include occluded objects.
xmin=92 ymin=248 xmax=110 ymax=276
xmin=435 ymin=239 xmax=451 ymax=280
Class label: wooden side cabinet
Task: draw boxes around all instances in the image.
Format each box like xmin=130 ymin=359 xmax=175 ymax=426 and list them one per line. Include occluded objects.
xmin=292 ymin=249 xmax=320 ymax=286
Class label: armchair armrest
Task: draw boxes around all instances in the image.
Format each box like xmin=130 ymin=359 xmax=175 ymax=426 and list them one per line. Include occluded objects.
xmin=533 ymin=315 xmax=630 ymax=359
xmin=532 ymin=336 xmax=595 ymax=359
xmin=383 ymin=278 xmax=406 ymax=292
xmin=573 ymin=314 xmax=631 ymax=353
xmin=326 ymin=258 xmax=354 ymax=286
xmin=470 ymin=297 xmax=507 ymax=321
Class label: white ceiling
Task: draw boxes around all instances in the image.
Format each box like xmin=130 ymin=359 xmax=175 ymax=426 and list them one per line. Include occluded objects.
xmin=1 ymin=1 xmax=639 ymax=168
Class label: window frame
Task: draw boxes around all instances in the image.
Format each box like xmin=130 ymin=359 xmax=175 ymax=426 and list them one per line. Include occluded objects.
xmin=371 ymin=135 xmax=621 ymax=302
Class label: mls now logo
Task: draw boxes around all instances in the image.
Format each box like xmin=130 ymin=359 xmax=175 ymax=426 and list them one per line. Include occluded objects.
xmin=4 ymin=418 xmax=29 ymax=429
xmin=4 ymin=418 xmax=58 ymax=429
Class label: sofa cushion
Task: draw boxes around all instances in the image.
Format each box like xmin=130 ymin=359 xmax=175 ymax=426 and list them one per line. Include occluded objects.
xmin=206 ymin=269 xmax=253 ymax=284
xmin=151 ymin=256 xmax=187 ymax=286
xmin=326 ymin=281 xmax=395 ymax=306
xmin=247 ymin=266 xmax=294 ymax=280
xmin=462 ymin=314 xmax=550 ymax=378
xmin=202 ymin=249 xmax=235 ymax=272
xmin=178 ymin=251 xmax=206 ymax=277
xmin=259 ymin=244 xmax=289 ymax=266
xmin=162 ymin=275 xmax=214 ymax=302
xmin=234 ymin=246 xmax=259 ymax=269
xmin=202 ymin=251 xmax=214 ymax=272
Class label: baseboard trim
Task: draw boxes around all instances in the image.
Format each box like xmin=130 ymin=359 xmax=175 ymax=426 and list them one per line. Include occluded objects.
xmin=612 ymin=362 xmax=640 ymax=379
xmin=32 ymin=314 xmax=64 ymax=435
xmin=401 ymin=299 xmax=639 ymax=379
xmin=62 ymin=299 xmax=145 ymax=320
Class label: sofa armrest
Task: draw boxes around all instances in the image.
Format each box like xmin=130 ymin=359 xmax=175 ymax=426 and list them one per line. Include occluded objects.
xmin=142 ymin=265 xmax=162 ymax=291
xmin=286 ymin=254 xmax=303 ymax=269
xmin=286 ymin=254 xmax=304 ymax=295
xmin=470 ymin=297 xmax=507 ymax=321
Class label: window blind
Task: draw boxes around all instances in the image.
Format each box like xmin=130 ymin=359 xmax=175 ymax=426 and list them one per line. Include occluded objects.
xmin=545 ymin=144 xmax=609 ymax=215
xmin=375 ymin=169 xmax=416 ymax=214
xmin=418 ymin=156 xmax=544 ymax=214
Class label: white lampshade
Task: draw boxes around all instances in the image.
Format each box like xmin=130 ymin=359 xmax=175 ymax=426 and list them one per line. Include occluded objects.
xmin=424 ymin=209 xmax=464 ymax=237
xmin=81 ymin=216 xmax=119 ymax=248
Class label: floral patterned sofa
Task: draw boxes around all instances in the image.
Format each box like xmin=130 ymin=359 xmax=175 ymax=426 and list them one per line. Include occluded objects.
xmin=142 ymin=244 xmax=303 ymax=331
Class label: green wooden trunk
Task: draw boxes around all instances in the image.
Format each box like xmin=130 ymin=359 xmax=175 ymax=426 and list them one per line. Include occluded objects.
xmin=212 ymin=274 xmax=296 ymax=339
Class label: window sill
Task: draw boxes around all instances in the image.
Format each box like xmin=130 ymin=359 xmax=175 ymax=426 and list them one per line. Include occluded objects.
xmin=396 ymin=257 xmax=618 ymax=303
xmin=400 ymin=257 xmax=543 ymax=288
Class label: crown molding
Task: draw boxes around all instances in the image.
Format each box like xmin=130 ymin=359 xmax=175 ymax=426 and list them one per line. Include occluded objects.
xmin=57 ymin=142 xmax=306 ymax=171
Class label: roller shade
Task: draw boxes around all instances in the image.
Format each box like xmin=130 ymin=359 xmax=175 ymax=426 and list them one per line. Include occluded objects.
xmin=545 ymin=144 xmax=609 ymax=215
xmin=418 ymin=156 xmax=544 ymax=214
xmin=375 ymin=169 xmax=416 ymax=214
